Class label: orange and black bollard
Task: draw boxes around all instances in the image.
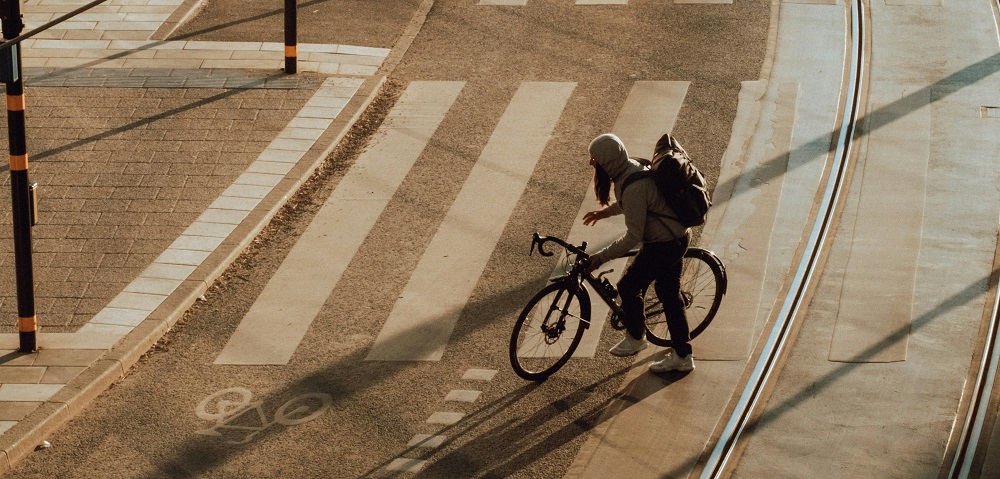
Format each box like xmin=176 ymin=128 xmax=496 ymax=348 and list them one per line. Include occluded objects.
xmin=284 ymin=0 xmax=296 ymax=74
xmin=1 ymin=0 xmax=36 ymax=353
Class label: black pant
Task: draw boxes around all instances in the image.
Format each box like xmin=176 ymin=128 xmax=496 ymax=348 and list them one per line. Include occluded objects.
xmin=618 ymin=236 xmax=691 ymax=358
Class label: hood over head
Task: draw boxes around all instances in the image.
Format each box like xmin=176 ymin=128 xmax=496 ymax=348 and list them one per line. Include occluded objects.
xmin=589 ymin=133 xmax=631 ymax=179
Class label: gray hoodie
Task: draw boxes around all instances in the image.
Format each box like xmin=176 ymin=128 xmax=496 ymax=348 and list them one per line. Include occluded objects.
xmin=588 ymin=134 xmax=688 ymax=267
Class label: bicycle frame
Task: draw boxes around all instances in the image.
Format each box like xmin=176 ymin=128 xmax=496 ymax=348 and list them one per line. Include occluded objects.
xmin=530 ymin=233 xmax=625 ymax=328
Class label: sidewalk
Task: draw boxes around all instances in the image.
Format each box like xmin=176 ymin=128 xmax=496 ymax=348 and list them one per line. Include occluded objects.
xmin=0 ymin=0 xmax=430 ymax=472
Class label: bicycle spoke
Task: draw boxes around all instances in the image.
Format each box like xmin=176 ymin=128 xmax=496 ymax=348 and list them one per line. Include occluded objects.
xmin=644 ymin=248 xmax=725 ymax=345
xmin=510 ymin=283 xmax=588 ymax=380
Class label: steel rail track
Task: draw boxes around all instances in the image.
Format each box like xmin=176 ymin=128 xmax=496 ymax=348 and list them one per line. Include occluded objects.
xmin=949 ymin=267 xmax=1000 ymax=478
xmin=697 ymin=0 xmax=867 ymax=476
xmin=947 ymin=3 xmax=1000 ymax=477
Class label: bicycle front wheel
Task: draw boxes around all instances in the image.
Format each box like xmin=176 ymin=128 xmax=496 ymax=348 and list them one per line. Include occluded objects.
xmin=644 ymin=247 xmax=726 ymax=347
xmin=509 ymin=282 xmax=590 ymax=381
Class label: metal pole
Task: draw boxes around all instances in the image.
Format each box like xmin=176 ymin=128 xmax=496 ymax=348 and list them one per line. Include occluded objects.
xmin=284 ymin=0 xmax=296 ymax=74
xmin=0 ymin=0 xmax=36 ymax=353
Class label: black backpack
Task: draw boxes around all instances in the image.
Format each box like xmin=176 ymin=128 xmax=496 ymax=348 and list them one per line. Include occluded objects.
xmin=621 ymin=134 xmax=712 ymax=227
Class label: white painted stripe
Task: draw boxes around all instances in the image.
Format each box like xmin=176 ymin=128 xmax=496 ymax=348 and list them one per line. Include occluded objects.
xmin=366 ymin=82 xmax=575 ymax=361
xmin=427 ymin=412 xmax=465 ymax=425
xmin=386 ymin=458 xmax=426 ymax=473
xmin=214 ymin=81 xmax=465 ymax=365
xmin=563 ymin=81 xmax=689 ymax=358
xmin=462 ymin=368 xmax=498 ymax=381
xmin=408 ymin=434 xmax=448 ymax=448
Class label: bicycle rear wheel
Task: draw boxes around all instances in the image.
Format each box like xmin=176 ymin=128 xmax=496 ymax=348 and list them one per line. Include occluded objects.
xmin=510 ymin=282 xmax=590 ymax=381
xmin=644 ymin=247 xmax=726 ymax=347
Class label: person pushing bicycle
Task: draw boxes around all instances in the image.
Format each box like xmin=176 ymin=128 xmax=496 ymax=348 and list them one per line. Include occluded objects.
xmin=582 ymin=133 xmax=695 ymax=373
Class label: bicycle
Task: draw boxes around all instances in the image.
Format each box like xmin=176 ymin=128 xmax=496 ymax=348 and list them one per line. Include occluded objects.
xmin=509 ymin=232 xmax=727 ymax=381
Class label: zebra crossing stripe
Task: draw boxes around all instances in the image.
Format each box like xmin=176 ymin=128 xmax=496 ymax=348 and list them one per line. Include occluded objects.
xmin=366 ymin=82 xmax=576 ymax=361
xmin=478 ymin=0 xmax=528 ymax=4
xmin=214 ymin=81 xmax=465 ymax=365
xmin=562 ymin=81 xmax=690 ymax=358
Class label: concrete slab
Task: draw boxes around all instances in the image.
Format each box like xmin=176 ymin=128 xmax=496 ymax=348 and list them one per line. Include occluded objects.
xmin=0 ymin=368 xmax=46 ymax=384
xmin=38 ymin=367 xmax=85 ymax=384
xmin=0 ymin=385 xmax=63 ymax=402
xmin=31 ymin=350 xmax=104 ymax=366
xmin=0 ymin=403 xmax=43 ymax=422
xmin=698 ymin=81 xmax=797 ymax=360
xmin=829 ymin=85 xmax=931 ymax=363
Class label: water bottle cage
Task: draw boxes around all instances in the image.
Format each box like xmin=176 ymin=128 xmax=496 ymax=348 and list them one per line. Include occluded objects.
xmin=600 ymin=279 xmax=617 ymax=299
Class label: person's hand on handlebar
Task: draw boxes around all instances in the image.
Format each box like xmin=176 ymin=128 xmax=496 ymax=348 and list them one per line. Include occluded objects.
xmin=581 ymin=255 xmax=602 ymax=273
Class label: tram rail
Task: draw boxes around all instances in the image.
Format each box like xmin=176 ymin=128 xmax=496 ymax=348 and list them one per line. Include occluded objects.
xmin=696 ymin=0 xmax=868 ymax=475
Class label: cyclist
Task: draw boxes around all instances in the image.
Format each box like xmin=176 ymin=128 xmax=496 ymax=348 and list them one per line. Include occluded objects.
xmin=582 ymin=133 xmax=694 ymax=372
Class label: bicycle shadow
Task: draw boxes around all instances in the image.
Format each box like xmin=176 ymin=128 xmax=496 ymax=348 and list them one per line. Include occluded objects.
xmin=406 ymin=355 xmax=688 ymax=478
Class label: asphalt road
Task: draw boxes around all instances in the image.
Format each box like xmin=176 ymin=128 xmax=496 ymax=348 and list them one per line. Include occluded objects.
xmin=8 ymin=0 xmax=770 ymax=477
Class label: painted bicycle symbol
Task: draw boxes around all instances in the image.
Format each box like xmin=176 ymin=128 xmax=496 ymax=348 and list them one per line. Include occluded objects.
xmin=195 ymin=387 xmax=332 ymax=444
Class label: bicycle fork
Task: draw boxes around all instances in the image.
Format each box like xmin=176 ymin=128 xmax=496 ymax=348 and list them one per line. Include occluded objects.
xmin=547 ymin=281 xmax=591 ymax=332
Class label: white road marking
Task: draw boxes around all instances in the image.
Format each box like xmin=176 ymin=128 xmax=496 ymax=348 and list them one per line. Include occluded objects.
xmin=214 ymin=81 xmax=465 ymax=365
xmin=366 ymin=82 xmax=576 ymax=361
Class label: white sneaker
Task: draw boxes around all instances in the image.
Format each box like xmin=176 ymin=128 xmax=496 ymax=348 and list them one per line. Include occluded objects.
xmin=649 ymin=350 xmax=694 ymax=373
xmin=609 ymin=334 xmax=648 ymax=357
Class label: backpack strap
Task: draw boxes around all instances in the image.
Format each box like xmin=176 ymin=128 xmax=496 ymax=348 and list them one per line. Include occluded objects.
xmin=619 ymin=170 xmax=681 ymax=223
xmin=620 ymin=170 xmax=652 ymax=194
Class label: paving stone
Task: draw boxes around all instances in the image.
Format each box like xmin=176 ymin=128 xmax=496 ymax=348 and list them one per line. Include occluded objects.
xmin=0 ymin=384 xmax=64 ymax=402
xmin=32 ymin=349 xmax=104 ymax=366
xmin=0 ymin=402 xmax=43 ymax=421
xmin=0 ymin=367 xmax=47 ymax=384
xmin=39 ymin=366 xmax=86 ymax=384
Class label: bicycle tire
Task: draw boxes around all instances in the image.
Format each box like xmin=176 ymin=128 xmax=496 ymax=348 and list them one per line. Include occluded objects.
xmin=195 ymin=387 xmax=254 ymax=421
xmin=644 ymin=247 xmax=726 ymax=347
xmin=509 ymin=282 xmax=590 ymax=381
xmin=274 ymin=393 xmax=333 ymax=426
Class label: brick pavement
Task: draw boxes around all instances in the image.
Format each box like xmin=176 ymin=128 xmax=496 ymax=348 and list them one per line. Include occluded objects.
xmin=0 ymin=0 xmax=409 ymax=471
